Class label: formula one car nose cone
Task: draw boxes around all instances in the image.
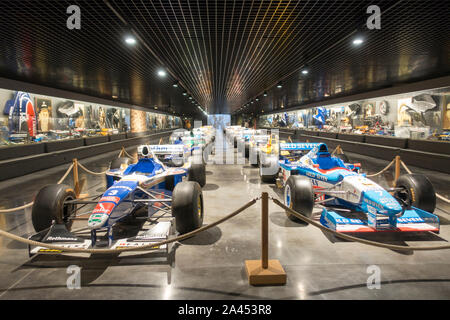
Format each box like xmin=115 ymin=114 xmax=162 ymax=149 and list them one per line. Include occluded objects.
xmin=362 ymin=189 xmax=403 ymax=216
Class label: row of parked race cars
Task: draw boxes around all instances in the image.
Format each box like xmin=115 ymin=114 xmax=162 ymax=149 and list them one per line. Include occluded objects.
xmin=28 ymin=124 xmax=440 ymax=256
xmin=226 ymin=125 xmax=440 ymax=233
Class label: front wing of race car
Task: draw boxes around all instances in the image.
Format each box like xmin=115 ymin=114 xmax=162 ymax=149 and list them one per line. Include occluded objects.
xmin=28 ymin=218 xmax=174 ymax=256
xmin=320 ymin=206 xmax=440 ymax=233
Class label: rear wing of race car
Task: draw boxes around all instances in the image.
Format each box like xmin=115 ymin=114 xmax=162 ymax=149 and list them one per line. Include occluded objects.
xmin=139 ymin=144 xmax=185 ymax=156
xmin=279 ymin=143 xmax=320 ymax=151
xmin=252 ymin=134 xmax=270 ymax=142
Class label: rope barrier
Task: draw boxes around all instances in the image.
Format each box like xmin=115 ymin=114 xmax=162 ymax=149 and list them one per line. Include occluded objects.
xmin=121 ymin=148 xmax=135 ymax=160
xmin=400 ymin=160 xmax=413 ymax=174
xmin=57 ymin=163 xmax=74 ymax=184
xmin=77 ymin=162 xmax=109 ymax=176
xmin=0 ymin=163 xmax=74 ymax=213
xmin=272 ymin=198 xmax=450 ymax=251
xmin=0 ymin=198 xmax=257 ymax=253
xmin=365 ymin=158 xmax=395 ymax=177
xmin=331 ymin=145 xmax=339 ymax=156
xmin=0 ymin=147 xmax=125 ymax=213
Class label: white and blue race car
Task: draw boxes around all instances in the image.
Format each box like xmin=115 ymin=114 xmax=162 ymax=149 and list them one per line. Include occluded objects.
xmin=261 ymin=142 xmax=439 ymax=233
xmin=28 ymin=144 xmax=206 ymax=255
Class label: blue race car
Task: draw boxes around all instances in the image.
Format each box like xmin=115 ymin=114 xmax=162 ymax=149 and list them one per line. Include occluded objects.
xmin=29 ymin=144 xmax=206 ymax=255
xmin=261 ymin=142 xmax=439 ymax=233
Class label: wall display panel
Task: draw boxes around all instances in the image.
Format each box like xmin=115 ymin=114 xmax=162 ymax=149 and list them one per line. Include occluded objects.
xmin=0 ymin=88 xmax=180 ymax=146
xmin=259 ymin=86 xmax=450 ymax=141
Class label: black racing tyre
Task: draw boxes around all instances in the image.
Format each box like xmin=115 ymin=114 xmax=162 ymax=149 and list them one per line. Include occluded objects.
xmin=165 ymin=175 xmax=175 ymax=191
xmin=249 ymin=148 xmax=259 ymax=167
xmin=192 ymin=145 xmax=206 ymax=165
xmin=172 ymin=181 xmax=204 ymax=234
xmin=244 ymin=142 xmax=250 ymax=158
xmin=259 ymin=155 xmax=279 ymax=183
xmin=336 ymin=153 xmax=349 ymax=164
xmin=395 ymin=174 xmax=436 ymax=213
xmin=284 ymin=175 xmax=314 ymax=222
xmin=31 ymin=184 xmax=77 ymax=232
xmin=234 ymin=137 xmax=238 ymax=148
xmin=110 ymin=157 xmax=129 ymax=170
xmin=188 ymin=163 xmax=206 ymax=187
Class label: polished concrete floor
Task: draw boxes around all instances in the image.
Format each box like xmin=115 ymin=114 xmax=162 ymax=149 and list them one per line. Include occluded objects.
xmin=0 ymin=133 xmax=449 ymax=300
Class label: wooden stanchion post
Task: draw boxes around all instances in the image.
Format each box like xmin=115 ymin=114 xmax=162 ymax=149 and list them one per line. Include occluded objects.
xmin=73 ymin=158 xmax=80 ymax=197
xmin=394 ymin=155 xmax=401 ymax=187
xmin=245 ymin=192 xmax=286 ymax=285
xmin=261 ymin=192 xmax=269 ymax=269
xmin=119 ymin=147 xmax=125 ymax=158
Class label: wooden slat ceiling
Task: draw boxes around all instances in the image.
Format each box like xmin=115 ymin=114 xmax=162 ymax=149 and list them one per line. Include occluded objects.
xmin=0 ymin=0 xmax=448 ymax=115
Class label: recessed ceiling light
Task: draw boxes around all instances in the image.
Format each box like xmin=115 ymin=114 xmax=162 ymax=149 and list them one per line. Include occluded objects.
xmin=277 ymin=82 xmax=282 ymax=88
xmin=172 ymin=81 xmax=179 ymax=88
xmin=302 ymin=69 xmax=309 ymax=75
xmin=188 ymin=95 xmax=193 ymax=100
xmin=263 ymin=91 xmax=268 ymax=97
xmin=353 ymin=38 xmax=363 ymax=45
xmin=112 ymin=95 xmax=118 ymax=99
xmin=125 ymin=36 xmax=136 ymax=45
xmin=255 ymin=98 xmax=259 ymax=101
xmin=182 ymin=91 xmax=188 ymax=96
xmin=157 ymin=69 xmax=167 ymax=77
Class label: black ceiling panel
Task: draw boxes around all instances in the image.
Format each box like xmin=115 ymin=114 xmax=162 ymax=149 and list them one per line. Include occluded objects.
xmin=0 ymin=1 xmax=448 ymax=115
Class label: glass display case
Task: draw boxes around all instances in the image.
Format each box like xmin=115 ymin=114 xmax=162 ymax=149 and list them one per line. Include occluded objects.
xmin=259 ymin=87 xmax=450 ymax=141
xmin=0 ymin=88 xmax=181 ymax=146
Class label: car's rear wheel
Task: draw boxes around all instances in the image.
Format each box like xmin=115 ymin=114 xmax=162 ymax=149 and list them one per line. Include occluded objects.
xmin=284 ymin=176 xmax=314 ymax=223
xmin=395 ymin=174 xmax=436 ymax=213
xmin=110 ymin=157 xmax=130 ymax=170
xmin=244 ymin=142 xmax=250 ymax=158
xmin=335 ymin=153 xmax=349 ymax=164
xmin=188 ymin=163 xmax=206 ymax=187
xmin=249 ymin=147 xmax=259 ymax=167
xmin=259 ymin=155 xmax=279 ymax=183
xmin=32 ymin=184 xmax=77 ymax=232
xmin=172 ymin=181 xmax=204 ymax=234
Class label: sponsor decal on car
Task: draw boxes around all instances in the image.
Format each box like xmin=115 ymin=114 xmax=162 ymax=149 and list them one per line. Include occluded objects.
xmin=99 ymin=196 xmax=120 ymax=204
xmin=93 ymin=202 xmax=115 ymax=215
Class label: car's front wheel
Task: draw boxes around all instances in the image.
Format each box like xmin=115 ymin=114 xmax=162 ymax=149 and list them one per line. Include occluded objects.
xmin=395 ymin=173 xmax=436 ymax=213
xmin=172 ymin=181 xmax=204 ymax=234
xmin=284 ymin=175 xmax=314 ymax=223
xmin=31 ymin=184 xmax=77 ymax=232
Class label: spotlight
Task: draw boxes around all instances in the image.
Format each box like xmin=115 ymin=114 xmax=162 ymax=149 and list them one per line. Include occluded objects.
xmin=255 ymin=97 xmax=259 ymax=101
xmin=302 ymin=69 xmax=309 ymax=75
xmin=157 ymin=69 xmax=167 ymax=77
xmin=188 ymin=95 xmax=193 ymax=100
xmin=124 ymin=35 xmax=136 ymax=45
xmin=182 ymin=91 xmax=188 ymax=96
xmin=172 ymin=81 xmax=179 ymax=88
xmin=353 ymin=37 xmax=364 ymax=45
xmin=263 ymin=91 xmax=268 ymax=97
xmin=277 ymin=82 xmax=282 ymax=89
